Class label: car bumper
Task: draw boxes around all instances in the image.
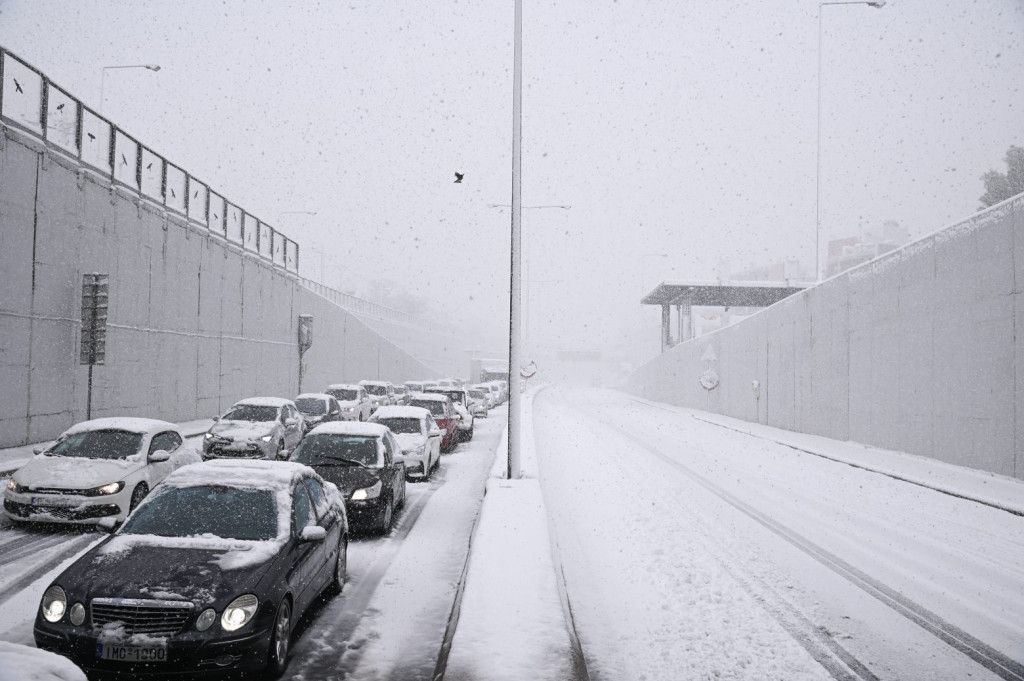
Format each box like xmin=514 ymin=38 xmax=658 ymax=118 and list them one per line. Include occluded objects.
xmin=3 ymin=490 xmax=128 ymax=524
xmin=346 ymin=498 xmax=388 ymax=529
xmin=403 ymin=456 xmax=428 ymax=479
xmin=34 ymin=623 xmax=273 ymax=676
xmin=202 ymin=440 xmax=274 ymax=460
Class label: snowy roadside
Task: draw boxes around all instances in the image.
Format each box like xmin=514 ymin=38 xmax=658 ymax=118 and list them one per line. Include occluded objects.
xmin=0 ymin=418 xmax=214 ymax=476
xmin=446 ymin=387 xmax=578 ymax=681
xmin=628 ymin=395 xmax=1024 ymax=516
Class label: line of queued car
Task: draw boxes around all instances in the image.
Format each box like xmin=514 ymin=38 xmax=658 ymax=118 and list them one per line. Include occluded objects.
xmin=0 ymin=376 xmax=501 ymax=677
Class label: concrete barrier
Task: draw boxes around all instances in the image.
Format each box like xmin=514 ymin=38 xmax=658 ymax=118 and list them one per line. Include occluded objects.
xmin=626 ymin=194 xmax=1024 ymax=479
xmin=0 ymin=124 xmax=434 ymax=447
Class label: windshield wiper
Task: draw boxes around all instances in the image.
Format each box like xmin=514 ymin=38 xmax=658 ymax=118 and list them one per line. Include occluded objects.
xmin=313 ymin=457 xmax=372 ymax=468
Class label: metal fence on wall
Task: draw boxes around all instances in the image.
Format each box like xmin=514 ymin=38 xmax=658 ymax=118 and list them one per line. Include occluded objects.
xmin=0 ymin=46 xmax=300 ymax=274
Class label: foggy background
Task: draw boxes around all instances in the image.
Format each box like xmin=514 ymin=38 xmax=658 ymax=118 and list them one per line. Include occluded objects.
xmin=1 ymin=0 xmax=1021 ymax=370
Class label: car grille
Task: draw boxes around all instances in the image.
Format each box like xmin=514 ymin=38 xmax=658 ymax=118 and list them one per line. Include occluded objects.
xmin=91 ymin=598 xmax=194 ymax=636
xmin=206 ymin=444 xmax=261 ymax=458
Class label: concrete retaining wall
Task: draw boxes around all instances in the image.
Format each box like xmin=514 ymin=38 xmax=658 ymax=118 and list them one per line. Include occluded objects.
xmin=626 ymin=194 xmax=1024 ymax=479
xmin=0 ymin=125 xmax=433 ymax=447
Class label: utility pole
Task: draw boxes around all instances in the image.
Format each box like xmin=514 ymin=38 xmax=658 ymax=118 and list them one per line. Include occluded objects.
xmin=507 ymin=0 xmax=523 ymax=479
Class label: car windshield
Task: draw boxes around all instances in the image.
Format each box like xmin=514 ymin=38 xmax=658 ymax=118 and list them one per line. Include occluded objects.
xmin=47 ymin=430 xmax=143 ymax=460
xmin=290 ymin=434 xmax=382 ymax=467
xmin=223 ymin=405 xmax=278 ymax=422
xmin=328 ymin=388 xmax=358 ymax=401
xmin=295 ymin=398 xmax=327 ymax=415
xmin=410 ymin=400 xmax=445 ymax=417
xmin=120 ymin=485 xmax=277 ymax=541
xmin=469 ymin=390 xmax=486 ymax=400
xmin=376 ymin=418 xmax=422 ymax=434
xmin=364 ymin=385 xmax=387 ymax=396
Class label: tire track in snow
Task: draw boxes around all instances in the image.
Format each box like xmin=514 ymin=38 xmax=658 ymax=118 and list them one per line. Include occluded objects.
xmin=545 ymin=397 xmax=875 ymax=681
xmin=602 ymin=416 xmax=1024 ymax=681
xmin=285 ymin=473 xmax=445 ymax=681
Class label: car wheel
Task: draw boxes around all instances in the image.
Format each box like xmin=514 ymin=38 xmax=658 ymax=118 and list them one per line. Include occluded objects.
xmin=128 ymin=483 xmax=148 ymax=513
xmin=378 ymin=500 xmax=394 ymax=536
xmin=328 ymin=536 xmax=348 ymax=595
xmin=265 ymin=598 xmax=292 ymax=678
xmin=466 ymin=426 xmax=474 ymax=441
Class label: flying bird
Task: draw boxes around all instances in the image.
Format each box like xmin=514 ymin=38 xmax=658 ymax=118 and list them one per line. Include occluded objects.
xmin=55 ymin=103 xmax=65 ymax=111
xmin=454 ymin=172 xmax=464 ymax=184
xmin=13 ymin=78 xmax=22 ymax=93
xmin=86 ymin=132 xmax=96 ymax=141
xmin=120 ymin=153 xmax=127 ymax=166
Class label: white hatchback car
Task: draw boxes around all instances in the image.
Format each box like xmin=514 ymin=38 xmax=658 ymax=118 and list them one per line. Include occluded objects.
xmin=370 ymin=406 xmax=443 ymax=480
xmin=3 ymin=418 xmax=200 ymax=525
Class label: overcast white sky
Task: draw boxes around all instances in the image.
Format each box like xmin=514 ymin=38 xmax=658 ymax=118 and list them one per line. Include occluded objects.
xmin=1 ymin=0 xmax=1021 ymax=366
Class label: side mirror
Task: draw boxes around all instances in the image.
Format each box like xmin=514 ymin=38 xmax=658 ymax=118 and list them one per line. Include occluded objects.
xmin=211 ymin=415 xmax=220 ymax=422
xmin=331 ymin=409 xmax=340 ymax=416
xmin=148 ymin=450 xmax=170 ymax=463
xmin=299 ymin=525 xmax=326 ymax=542
xmin=97 ymin=517 xmax=118 ymax=533
xmin=286 ymin=417 xmax=300 ymax=427
xmin=32 ymin=445 xmax=45 ymax=455
xmin=429 ymin=428 xmax=442 ymax=437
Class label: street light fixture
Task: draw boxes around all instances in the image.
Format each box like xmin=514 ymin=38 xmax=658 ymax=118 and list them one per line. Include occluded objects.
xmin=815 ymin=0 xmax=885 ymax=281
xmin=99 ymin=64 xmax=161 ymax=115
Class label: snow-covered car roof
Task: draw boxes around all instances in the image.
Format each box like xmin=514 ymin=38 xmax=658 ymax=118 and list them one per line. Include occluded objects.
xmin=233 ymin=396 xmax=294 ymax=408
xmin=409 ymin=393 xmax=450 ymax=403
xmin=428 ymin=386 xmax=466 ymax=394
xmin=326 ymin=383 xmax=361 ymax=391
xmin=62 ymin=417 xmax=178 ymax=438
xmin=164 ymin=459 xmax=313 ymax=490
xmin=358 ymin=380 xmax=391 ymax=387
xmin=295 ymin=392 xmax=333 ymax=402
xmin=307 ymin=422 xmax=390 ymax=438
xmin=372 ymin=406 xmax=431 ymax=420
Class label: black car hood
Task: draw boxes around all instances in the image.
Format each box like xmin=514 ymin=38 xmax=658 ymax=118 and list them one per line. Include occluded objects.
xmin=60 ymin=535 xmax=277 ymax=607
xmin=310 ymin=465 xmax=382 ymax=497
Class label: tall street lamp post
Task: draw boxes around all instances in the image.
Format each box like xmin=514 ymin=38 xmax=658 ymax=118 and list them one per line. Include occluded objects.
xmin=99 ymin=64 xmax=161 ymax=115
xmin=815 ymin=0 xmax=885 ymax=280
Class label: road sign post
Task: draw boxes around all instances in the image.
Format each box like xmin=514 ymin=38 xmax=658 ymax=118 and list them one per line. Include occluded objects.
xmin=80 ymin=273 xmax=109 ymax=420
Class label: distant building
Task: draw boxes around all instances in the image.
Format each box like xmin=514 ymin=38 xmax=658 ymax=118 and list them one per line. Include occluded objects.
xmin=731 ymin=258 xmax=810 ymax=283
xmin=825 ymin=220 xmax=908 ymax=278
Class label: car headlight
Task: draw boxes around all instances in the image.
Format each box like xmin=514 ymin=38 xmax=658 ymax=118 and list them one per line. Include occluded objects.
xmin=41 ymin=585 xmax=67 ymax=623
xmin=6 ymin=478 xmax=26 ymax=494
xmin=221 ymin=594 xmax=258 ymax=632
xmin=90 ymin=481 xmax=125 ymax=496
xmin=195 ymin=608 xmax=216 ymax=631
xmin=351 ymin=480 xmax=382 ymax=501
xmin=204 ymin=432 xmax=214 ymax=440
xmin=260 ymin=435 xmax=273 ymax=442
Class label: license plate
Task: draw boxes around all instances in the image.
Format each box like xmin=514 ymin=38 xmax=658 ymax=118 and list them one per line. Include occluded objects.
xmin=31 ymin=496 xmax=76 ymax=507
xmin=96 ymin=642 xmax=167 ymax=663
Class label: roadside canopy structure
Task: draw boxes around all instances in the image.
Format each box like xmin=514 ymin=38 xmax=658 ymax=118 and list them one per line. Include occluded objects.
xmin=642 ymin=281 xmax=808 ymax=352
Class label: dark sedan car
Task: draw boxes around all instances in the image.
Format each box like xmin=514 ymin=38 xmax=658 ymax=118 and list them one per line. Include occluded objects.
xmin=33 ymin=460 xmax=348 ymax=678
xmin=294 ymin=392 xmax=345 ymax=432
xmin=289 ymin=422 xmax=406 ymax=535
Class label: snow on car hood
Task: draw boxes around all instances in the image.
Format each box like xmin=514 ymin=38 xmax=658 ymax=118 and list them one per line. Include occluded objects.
xmin=394 ymin=433 xmax=427 ymax=453
xmin=209 ymin=420 xmax=275 ymax=441
xmin=14 ymin=455 xmax=143 ymax=490
xmin=97 ymin=533 xmax=284 ymax=572
xmin=335 ymin=400 xmax=360 ymax=408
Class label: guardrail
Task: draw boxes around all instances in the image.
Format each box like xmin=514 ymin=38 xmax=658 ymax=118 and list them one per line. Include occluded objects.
xmin=0 ymin=45 xmax=299 ymax=273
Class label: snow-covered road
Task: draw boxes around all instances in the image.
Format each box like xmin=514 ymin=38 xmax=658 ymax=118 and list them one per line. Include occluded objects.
xmin=0 ymin=415 xmax=506 ymax=680
xmin=533 ymin=386 xmax=1024 ymax=681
